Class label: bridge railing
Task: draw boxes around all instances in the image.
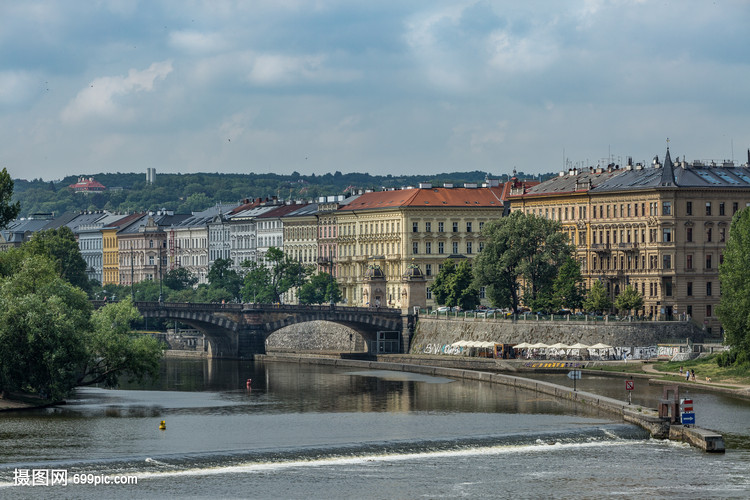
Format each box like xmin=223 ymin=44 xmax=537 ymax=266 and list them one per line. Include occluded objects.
xmin=128 ymin=301 xmax=404 ymax=316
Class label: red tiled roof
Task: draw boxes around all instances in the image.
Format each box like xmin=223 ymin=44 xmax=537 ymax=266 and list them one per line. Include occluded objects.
xmin=69 ymin=177 xmax=106 ymax=190
xmin=339 ymin=186 xmax=505 ymax=210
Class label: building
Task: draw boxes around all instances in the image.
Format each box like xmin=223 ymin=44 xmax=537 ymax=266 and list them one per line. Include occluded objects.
xmin=281 ymin=203 xmax=319 ymax=303
xmin=101 ymin=213 xmax=145 ymax=286
xmin=334 ymin=182 xmax=509 ymax=308
xmin=510 ymin=148 xmax=750 ymax=337
xmin=69 ymin=177 xmax=106 ymax=194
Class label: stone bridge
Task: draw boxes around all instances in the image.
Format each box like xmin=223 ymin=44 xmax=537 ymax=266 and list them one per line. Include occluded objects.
xmin=131 ymin=302 xmax=413 ymax=358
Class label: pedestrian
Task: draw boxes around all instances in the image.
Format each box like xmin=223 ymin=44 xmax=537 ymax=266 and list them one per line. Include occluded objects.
xmin=691 ymin=369 xmax=696 ymax=381
xmin=679 ymin=366 xmax=683 ymax=376
xmin=685 ymin=370 xmax=690 ymax=381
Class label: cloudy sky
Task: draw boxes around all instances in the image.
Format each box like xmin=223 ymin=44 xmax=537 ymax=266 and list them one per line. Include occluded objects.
xmin=2 ymin=1 xmax=749 ymax=181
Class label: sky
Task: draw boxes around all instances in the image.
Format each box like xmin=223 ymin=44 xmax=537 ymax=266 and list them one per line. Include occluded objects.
xmin=2 ymin=0 xmax=750 ymax=182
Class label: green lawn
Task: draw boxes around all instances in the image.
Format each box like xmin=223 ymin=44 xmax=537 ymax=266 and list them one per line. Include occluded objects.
xmin=651 ymin=355 xmax=750 ymax=386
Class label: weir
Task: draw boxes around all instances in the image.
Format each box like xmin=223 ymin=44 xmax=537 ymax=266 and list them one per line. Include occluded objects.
xmin=257 ymin=353 xmax=725 ymax=453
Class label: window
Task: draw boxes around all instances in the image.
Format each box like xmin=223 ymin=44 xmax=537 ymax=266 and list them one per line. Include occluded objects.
xmin=686 ymin=254 xmax=693 ymax=269
xmin=413 ymin=222 xmax=418 ymax=233
xmin=425 ymin=242 xmax=432 ymax=254
xmin=686 ymin=201 xmax=692 ymax=216
xmin=426 ymin=287 xmax=432 ymax=299
xmin=452 ymin=222 xmax=458 ymax=233
xmin=663 ymin=254 xmax=672 ymax=269
xmin=686 ymin=227 xmax=693 ymax=242
xmin=149 ymin=256 xmax=155 ymax=265
xmin=706 ymin=282 xmax=712 ymax=296
xmin=425 ymin=222 xmax=431 ymax=233
xmin=687 ymin=305 xmax=693 ymax=316
xmin=438 ymin=222 xmax=444 ymax=233
xmin=466 ymin=222 xmax=472 ymax=233
xmin=149 ymin=240 xmax=154 ymax=248
xmin=733 ymin=202 xmax=739 ymax=214
xmin=665 ymin=280 xmax=673 ymax=296
xmin=706 ymin=202 xmax=712 ymax=216
xmin=706 ymin=305 xmax=712 ymax=317
xmin=706 ymin=254 xmax=712 ymax=269
xmin=425 ymin=264 xmax=432 ymax=276
xmin=662 ymin=202 xmax=671 ymax=215
xmin=720 ymin=227 xmax=726 ymax=242
xmin=452 ymin=242 xmax=459 ymax=254
xmin=479 ymin=286 xmax=486 ymax=299
xmin=687 ymin=282 xmax=693 ymax=296
xmin=662 ymin=228 xmax=672 ymax=242
xmin=707 ymin=228 xmax=712 ymax=242
xmin=438 ymin=242 xmax=444 ymax=254
xmin=412 ymin=242 xmax=418 ymax=254
xmin=479 ymin=242 xmax=484 ymax=252
xmin=466 ymin=241 xmax=473 ymax=254
xmin=719 ymin=202 xmax=725 ymax=216
xmin=479 ymin=222 xmax=484 ymax=231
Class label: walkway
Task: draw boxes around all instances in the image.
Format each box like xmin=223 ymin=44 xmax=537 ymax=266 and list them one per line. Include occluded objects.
xmin=640 ymin=363 xmax=750 ymax=394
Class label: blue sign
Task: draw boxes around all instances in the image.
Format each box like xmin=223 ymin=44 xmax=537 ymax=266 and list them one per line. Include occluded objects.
xmin=681 ymin=412 xmax=696 ymax=425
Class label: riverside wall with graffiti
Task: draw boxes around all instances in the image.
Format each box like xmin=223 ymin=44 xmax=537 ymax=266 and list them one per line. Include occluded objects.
xmin=410 ymin=317 xmax=706 ymax=356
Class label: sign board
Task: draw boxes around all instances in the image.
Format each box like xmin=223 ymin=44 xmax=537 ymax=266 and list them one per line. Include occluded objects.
xmin=681 ymin=412 xmax=696 ymax=425
xmin=681 ymin=399 xmax=694 ymax=412
xmin=625 ymin=380 xmax=635 ymax=391
xmin=567 ymin=370 xmax=582 ymax=380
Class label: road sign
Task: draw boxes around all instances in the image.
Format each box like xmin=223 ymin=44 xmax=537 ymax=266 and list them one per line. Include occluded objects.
xmin=682 ymin=398 xmax=694 ymax=412
xmin=681 ymin=412 xmax=696 ymax=425
xmin=567 ymin=370 xmax=582 ymax=380
xmin=625 ymin=380 xmax=635 ymax=391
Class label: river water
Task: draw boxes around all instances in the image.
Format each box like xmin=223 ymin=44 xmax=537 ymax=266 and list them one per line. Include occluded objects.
xmin=1 ymin=358 xmax=749 ymax=499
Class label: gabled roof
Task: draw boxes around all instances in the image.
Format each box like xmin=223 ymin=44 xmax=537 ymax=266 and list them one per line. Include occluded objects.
xmin=519 ymin=169 xmax=625 ymax=197
xmin=69 ymin=177 xmax=106 ymax=191
xmin=256 ymin=203 xmax=309 ymax=219
xmin=339 ymin=186 xmax=505 ymax=210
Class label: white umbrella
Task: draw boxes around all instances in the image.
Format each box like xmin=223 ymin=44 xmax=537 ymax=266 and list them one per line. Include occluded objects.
xmin=589 ymin=343 xmax=612 ymax=349
xmin=569 ymin=343 xmax=590 ymax=349
xmin=480 ymin=341 xmax=496 ymax=348
xmin=513 ymin=342 xmax=531 ymax=349
xmin=549 ymin=342 xmax=570 ymax=349
xmin=529 ymin=343 xmax=549 ymax=349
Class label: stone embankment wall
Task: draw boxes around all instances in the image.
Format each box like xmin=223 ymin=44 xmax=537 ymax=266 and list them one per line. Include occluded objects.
xmin=411 ymin=317 xmax=705 ymax=353
xmin=266 ymin=321 xmax=365 ymax=352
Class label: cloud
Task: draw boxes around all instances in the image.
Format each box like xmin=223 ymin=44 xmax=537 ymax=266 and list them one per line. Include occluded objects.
xmin=168 ymin=30 xmax=229 ymax=55
xmin=0 ymin=71 xmax=37 ymax=108
xmin=61 ymin=61 xmax=173 ymax=123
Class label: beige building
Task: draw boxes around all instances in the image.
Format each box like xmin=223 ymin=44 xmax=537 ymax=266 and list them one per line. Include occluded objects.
xmin=334 ymin=182 xmax=509 ymax=308
xmin=510 ymin=149 xmax=750 ymax=338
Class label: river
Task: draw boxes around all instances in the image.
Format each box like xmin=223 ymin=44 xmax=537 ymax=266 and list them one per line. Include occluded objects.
xmin=1 ymin=358 xmax=749 ymax=499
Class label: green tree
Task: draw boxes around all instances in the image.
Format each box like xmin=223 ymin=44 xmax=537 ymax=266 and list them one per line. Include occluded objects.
xmin=614 ymin=285 xmax=644 ymax=316
xmin=431 ymin=259 xmax=480 ymax=310
xmin=718 ymin=208 xmax=750 ymax=358
xmin=552 ymin=257 xmax=586 ymax=311
xmin=0 ymin=255 xmax=90 ymax=400
xmin=164 ymin=267 xmax=198 ymax=291
xmin=241 ymin=248 xmax=309 ymax=303
xmin=25 ymin=226 xmax=90 ymax=292
xmin=473 ymin=211 xmax=572 ymax=313
xmin=298 ymin=272 xmax=335 ymax=305
xmin=0 ymin=167 xmax=20 ymax=229
xmin=76 ymin=297 xmax=163 ymax=388
xmin=583 ymin=280 xmax=612 ymax=314
xmin=207 ymin=258 xmax=243 ymax=300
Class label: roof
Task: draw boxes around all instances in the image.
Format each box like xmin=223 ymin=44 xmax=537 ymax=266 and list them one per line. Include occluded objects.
xmin=517 ymin=168 xmax=626 ymax=197
xmin=69 ymin=177 xmax=106 ymax=191
xmin=593 ymin=150 xmax=750 ymax=193
xmin=256 ymin=203 xmax=309 ymax=219
xmin=103 ymin=212 xmax=146 ymax=231
xmin=284 ymin=203 xmax=319 ymax=218
xmin=339 ymin=186 xmax=505 ymax=211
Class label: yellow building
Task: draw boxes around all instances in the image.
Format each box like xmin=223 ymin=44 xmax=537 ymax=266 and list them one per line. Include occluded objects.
xmin=334 ymin=182 xmax=508 ymax=308
xmin=510 ymin=149 xmax=750 ymax=337
xmin=101 ymin=213 xmax=144 ymax=285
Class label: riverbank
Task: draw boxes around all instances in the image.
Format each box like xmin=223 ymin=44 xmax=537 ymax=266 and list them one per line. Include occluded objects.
xmin=259 ymin=352 xmax=726 ymax=452
xmin=0 ymin=393 xmax=58 ymax=412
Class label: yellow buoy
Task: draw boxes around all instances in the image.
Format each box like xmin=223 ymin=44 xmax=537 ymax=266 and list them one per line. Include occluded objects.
xmin=159 ymin=420 xmax=166 ymax=430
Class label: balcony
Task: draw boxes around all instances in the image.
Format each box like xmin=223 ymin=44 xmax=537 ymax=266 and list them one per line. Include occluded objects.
xmin=591 ymin=243 xmax=611 ymax=253
xmin=616 ymin=242 xmax=638 ymax=252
